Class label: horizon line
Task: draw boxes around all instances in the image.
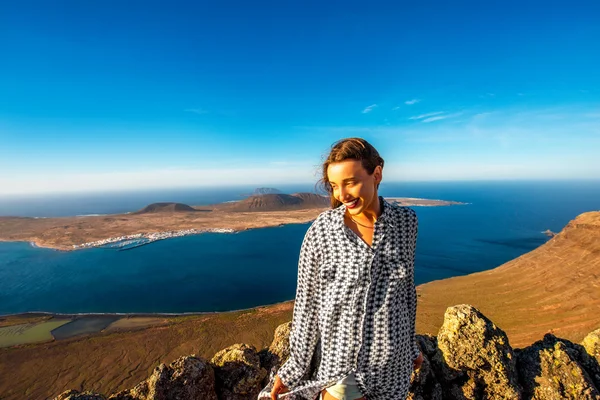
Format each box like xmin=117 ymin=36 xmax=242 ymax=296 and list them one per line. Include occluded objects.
xmin=1 ymin=178 xmax=599 ymax=198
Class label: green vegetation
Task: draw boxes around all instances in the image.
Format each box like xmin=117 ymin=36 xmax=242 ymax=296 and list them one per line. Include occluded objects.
xmin=0 ymin=319 xmax=71 ymax=348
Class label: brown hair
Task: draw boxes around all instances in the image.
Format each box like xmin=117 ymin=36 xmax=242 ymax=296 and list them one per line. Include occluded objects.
xmin=316 ymin=137 xmax=384 ymax=208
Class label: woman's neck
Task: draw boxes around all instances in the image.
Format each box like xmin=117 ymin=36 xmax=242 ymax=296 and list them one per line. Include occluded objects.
xmin=349 ymin=195 xmax=381 ymax=224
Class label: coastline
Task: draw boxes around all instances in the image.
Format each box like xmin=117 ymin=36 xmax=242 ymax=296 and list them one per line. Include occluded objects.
xmin=1 ymin=298 xmax=296 ymax=320
xmin=72 ymin=227 xmax=235 ymax=250
xmin=0 ymin=196 xmax=465 ymax=252
xmin=0 ymin=300 xmax=296 ymax=348
xmin=0 ymin=208 xmax=325 ymax=252
xmin=0 ymin=221 xmax=311 ymax=252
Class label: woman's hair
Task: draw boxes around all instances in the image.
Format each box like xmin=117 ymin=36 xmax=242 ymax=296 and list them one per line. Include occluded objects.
xmin=316 ymin=137 xmax=384 ymax=209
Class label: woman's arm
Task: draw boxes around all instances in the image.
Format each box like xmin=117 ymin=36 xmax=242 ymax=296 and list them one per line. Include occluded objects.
xmin=276 ymin=224 xmax=321 ymax=388
xmin=406 ymin=209 xmax=421 ymax=363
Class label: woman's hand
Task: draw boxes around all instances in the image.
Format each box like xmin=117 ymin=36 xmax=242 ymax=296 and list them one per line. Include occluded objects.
xmin=271 ymin=374 xmax=289 ymax=400
xmin=413 ymin=352 xmax=424 ymax=371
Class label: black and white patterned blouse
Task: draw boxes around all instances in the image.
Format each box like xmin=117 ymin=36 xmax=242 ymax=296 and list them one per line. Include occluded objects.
xmin=258 ymin=196 xmax=419 ymax=400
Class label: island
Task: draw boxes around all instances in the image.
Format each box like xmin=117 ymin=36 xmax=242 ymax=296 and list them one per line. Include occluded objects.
xmin=543 ymin=229 xmax=557 ymax=237
xmin=0 ymin=193 xmax=465 ymax=251
xmin=0 ymin=210 xmax=598 ymax=400
xmin=385 ymin=197 xmax=466 ymax=207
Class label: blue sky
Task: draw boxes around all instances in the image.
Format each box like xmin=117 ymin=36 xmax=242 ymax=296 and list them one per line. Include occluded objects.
xmin=1 ymin=1 xmax=599 ymax=194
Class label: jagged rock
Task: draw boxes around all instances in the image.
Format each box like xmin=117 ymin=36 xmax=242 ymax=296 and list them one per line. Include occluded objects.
xmin=416 ymin=334 xmax=438 ymax=359
xmin=436 ymin=304 xmax=521 ymax=399
xmin=447 ymin=373 xmax=481 ymax=400
xmin=109 ymin=356 xmax=217 ymax=400
xmin=258 ymin=322 xmax=291 ymax=374
xmin=268 ymin=321 xmax=292 ymax=364
xmin=54 ymin=391 xmax=106 ymax=400
xmin=517 ymin=334 xmax=600 ymax=400
xmin=407 ymin=337 xmax=442 ymax=400
xmin=211 ymin=343 xmax=267 ymax=400
xmin=583 ymin=328 xmax=600 ymax=363
xmin=258 ymin=321 xmax=292 ymax=387
xmin=48 ymin=310 xmax=600 ymax=400
xmin=582 ymin=328 xmax=600 ymax=388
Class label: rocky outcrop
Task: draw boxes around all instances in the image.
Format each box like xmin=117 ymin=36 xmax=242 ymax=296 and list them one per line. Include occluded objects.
xmin=54 ymin=391 xmax=107 ymax=400
xmin=258 ymin=321 xmax=291 ymax=376
xmin=408 ymin=335 xmax=443 ymax=400
xmin=435 ymin=305 xmax=521 ymax=399
xmin=54 ymin=305 xmax=600 ymax=400
xmin=109 ymin=356 xmax=217 ymax=400
xmin=584 ymin=328 xmax=600 ymax=364
xmin=517 ymin=334 xmax=600 ymax=399
xmin=210 ymin=343 xmax=267 ymax=400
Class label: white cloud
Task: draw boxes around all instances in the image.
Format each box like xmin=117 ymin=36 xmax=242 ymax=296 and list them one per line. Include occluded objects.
xmin=290 ymin=105 xmax=600 ymax=180
xmin=405 ymin=99 xmax=420 ymax=105
xmin=421 ymin=115 xmax=448 ymax=123
xmin=392 ymin=106 xmax=401 ymax=110
xmin=362 ymin=104 xmax=378 ymax=114
xmin=409 ymin=111 xmax=445 ymax=120
xmin=422 ymin=112 xmax=462 ymax=123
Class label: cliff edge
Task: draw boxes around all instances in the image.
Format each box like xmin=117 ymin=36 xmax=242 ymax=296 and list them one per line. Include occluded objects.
xmin=417 ymin=211 xmax=600 ymax=347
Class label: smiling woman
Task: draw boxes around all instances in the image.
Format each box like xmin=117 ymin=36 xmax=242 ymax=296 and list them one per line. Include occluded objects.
xmin=262 ymin=138 xmax=422 ymax=400
xmin=322 ymin=140 xmax=384 ymax=248
xmin=319 ymin=138 xmax=385 ymax=210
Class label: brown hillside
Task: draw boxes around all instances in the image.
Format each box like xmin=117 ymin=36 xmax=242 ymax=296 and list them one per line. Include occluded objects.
xmin=133 ymin=202 xmax=197 ymax=214
xmin=213 ymin=193 xmax=328 ymax=212
xmin=416 ymin=211 xmax=600 ymax=348
xmin=290 ymin=192 xmax=330 ymax=207
xmin=0 ymin=304 xmax=294 ymax=400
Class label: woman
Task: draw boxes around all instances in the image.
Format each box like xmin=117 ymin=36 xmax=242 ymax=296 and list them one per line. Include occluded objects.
xmin=259 ymin=138 xmax=422 ymax=400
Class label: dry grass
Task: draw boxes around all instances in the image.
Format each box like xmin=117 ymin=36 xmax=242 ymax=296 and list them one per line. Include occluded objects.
xmin=416 ymin=211 xmax=600 ymax=348
xmin=103 ymin=317 xmax=169 ymax=332
xmin=0 ymin=302 xmax=294 ymax=400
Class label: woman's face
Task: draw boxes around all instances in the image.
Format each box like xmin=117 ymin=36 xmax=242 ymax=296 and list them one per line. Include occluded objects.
xmin=327 ymin=159 xmax=382 ymax=216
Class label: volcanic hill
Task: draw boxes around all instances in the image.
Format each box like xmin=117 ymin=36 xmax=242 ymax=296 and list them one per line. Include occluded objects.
xmin=245 ymin=187 xmax=283 ymax=196
xmin=133 ymin=202 xmax=198 ymax=214
xmin=213 ymin=193 xmax=329 ymax=212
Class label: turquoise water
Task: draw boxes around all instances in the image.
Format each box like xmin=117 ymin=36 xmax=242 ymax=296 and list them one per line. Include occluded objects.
xmin=0 ymin=180 xmax=598 ymax=315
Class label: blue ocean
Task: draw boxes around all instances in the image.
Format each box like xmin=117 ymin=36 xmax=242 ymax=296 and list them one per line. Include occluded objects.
xmin=0 ymin=180 xmax=598 ymax=315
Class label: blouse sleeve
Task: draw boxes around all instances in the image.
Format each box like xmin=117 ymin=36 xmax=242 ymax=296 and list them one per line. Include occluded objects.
xmin=407 ymin=209 xmax=421 ymax=361
xmin=277 ymin=223 xmax=321 ymax=388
